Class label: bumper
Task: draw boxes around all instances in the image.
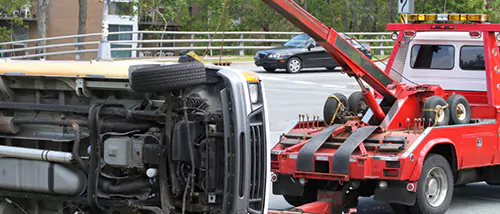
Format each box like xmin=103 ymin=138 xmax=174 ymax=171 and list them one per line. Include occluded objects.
xmin=254 ymin=58 xmax=287 ymax=69
xmin=217 ymin=69 xmax=269 ymax=214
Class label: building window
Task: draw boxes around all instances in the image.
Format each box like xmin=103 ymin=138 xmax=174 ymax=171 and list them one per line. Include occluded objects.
xmin=410 ymin=45 xmax=455 ymax=70
xmin=109 ymin=2 xmax=133 ymax=15
xmin=108 ymin=25 xmax=133 ymax=41
xmin=109 ymin=24 xmax=133 ymax=58
xmin=12 ymin=25 xmax=28 ymax=41
xmin=111 ymin=44 xmax=132 ymax=58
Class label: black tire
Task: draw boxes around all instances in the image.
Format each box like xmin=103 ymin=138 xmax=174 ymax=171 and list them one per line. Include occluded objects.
xmin=129 ymin=62 xmax=207 ymax=92
xmin=409 ymin=154 xmax=454 ymax=214
xmin=286 ymin=57 xmax=303 ymax=73
xmin=283 ymin=185 xmax=318 ymax=207
xmin=447 ymin=94 xmax=471 ymax=125
xmin=390 ymin=203 xmax=411 ymax=214
xmin=422 ymin=96 xmax=450 ymax=127
xmin=348 ymin=91 xmax=368 ymax=117
xmin=323 ymin=93 xmax=349 ymax=125
xmin=264 ymin=67 xmax=277 ymax=72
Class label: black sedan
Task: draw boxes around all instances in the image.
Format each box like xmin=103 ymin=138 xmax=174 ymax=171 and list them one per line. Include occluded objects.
xmin=254 ymin=33 xmax=373 ymax=73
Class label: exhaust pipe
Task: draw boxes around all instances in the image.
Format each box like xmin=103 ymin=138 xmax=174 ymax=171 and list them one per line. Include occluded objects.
xmin=0 ymin=145 xmax=73 ymax=163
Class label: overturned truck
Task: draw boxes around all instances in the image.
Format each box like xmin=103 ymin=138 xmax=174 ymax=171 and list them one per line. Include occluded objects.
xmin=0 ymin=60 xmax=269 ymax=214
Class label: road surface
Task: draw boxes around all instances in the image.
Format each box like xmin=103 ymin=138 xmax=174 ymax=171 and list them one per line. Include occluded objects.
xmin=228 ymin=62 xmax=500 ymax=214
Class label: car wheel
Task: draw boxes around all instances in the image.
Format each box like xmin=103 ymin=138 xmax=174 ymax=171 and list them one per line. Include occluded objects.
xmin=264 ymin=67 xmax=277 ymax=72
xmin=286 ymin=57 xmax=302 ymax=73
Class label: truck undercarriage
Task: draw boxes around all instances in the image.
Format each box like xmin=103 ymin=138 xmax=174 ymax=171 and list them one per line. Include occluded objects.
xmin=0 ymin=60 xmax=268 ymax=214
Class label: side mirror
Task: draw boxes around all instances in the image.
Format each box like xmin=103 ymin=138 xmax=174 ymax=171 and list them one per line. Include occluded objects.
xmin=307 ymin=44 xmax=315 ymax=51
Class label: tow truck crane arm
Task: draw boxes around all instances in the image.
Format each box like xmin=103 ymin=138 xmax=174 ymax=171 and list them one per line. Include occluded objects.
xmin=262 ymin=0 xmax=403 ymax=122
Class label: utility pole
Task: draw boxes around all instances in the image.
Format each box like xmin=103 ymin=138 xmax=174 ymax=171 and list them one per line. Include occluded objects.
xmin=97 ymin=0 xmax=111 ymax=60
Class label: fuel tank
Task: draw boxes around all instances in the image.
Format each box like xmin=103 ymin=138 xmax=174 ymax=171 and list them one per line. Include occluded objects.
xmin=0 ymin=158 xmax=86 ymax=196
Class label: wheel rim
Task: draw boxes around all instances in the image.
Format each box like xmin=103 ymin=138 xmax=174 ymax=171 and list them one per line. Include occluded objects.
xmin=456 ymin=103 xmax=467 ymax=121
xmin=425 ymin=167 xmax=448 ymax=207
xmin=288 ymin=59 xmax=301 ymax=72
xmin=435 ymin=105 xmax=446 ymax=123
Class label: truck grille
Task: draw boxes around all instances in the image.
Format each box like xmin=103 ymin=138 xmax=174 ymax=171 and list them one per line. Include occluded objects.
xmin=248 ymin=123 xmax=266 ymax=213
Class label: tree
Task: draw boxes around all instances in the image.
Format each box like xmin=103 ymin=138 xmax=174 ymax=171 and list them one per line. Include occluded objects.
xmin=77 ymin=0 xmax=87 ymax=59
xmin=36 ymin=0 xmax=50 ymax=56
xmin=0 ymin=0 xmax=34 ymax=43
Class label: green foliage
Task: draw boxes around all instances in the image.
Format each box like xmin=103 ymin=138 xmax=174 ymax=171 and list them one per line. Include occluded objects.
xmin=0 ymin=0 xmax=34 ymax=43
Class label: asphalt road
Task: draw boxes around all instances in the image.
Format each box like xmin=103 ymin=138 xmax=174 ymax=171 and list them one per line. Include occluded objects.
xmin=228 ymin=62 xmax=500 ymax=214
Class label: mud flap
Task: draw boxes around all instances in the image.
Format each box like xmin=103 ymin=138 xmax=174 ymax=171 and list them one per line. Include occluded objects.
xmin=296 ymin=125 xmax=339 ymax=172
xmin=332 ymin=126 xmax=378 ymax=175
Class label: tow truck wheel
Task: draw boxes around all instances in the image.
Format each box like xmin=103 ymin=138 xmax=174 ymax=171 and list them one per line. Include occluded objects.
xmin=410 ymin=154 xmax=454 ymax=214
xmin=423 ymin=96 xmax=450 ymax=127
xmin=286 ymin=57 xmax=303 ymax=73
xmin=282 ymin=184 xmax=318 ymax=207
xmin=348 ymin=91 xmax=368 ymax=117
xmin=447 ymin=94 xmax=471 ymax=125
xmin=323 ymin=93 xmax=349 ymax=125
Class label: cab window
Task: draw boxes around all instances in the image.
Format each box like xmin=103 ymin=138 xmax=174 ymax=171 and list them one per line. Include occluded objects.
xmin=460 ymin=46 xmax=500 ymax=71
xmin=410 ymin=45 xmax=455 ymax=70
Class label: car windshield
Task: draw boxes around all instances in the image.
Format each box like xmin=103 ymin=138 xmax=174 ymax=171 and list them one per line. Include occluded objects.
xmin=284 ymin=34 xmax=312 ymax=48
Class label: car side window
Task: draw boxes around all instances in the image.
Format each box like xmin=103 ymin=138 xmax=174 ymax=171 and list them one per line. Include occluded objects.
xmin=460 ymin=45 xmax=500 ymax=71
xmin=410 ymin=45 xmax=455 ymax=70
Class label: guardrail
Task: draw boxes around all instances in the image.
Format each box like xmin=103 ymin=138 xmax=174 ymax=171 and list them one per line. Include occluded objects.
xmin=0 ymin=31 xmax=395 ymax=60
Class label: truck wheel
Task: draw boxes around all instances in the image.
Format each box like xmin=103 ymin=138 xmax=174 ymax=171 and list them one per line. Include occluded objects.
xmin=283 ymin=186 xmax=318 ymax=207
xmin=447 ymin=94 xmax=471 ymax=125
xmin=410 ymin=154 xmax=454 ymax=214
xmin=129 ymin=62 xmax=207 ymax=92
xmin=422 ymin=96 xmax=450 ymax=127
xmin=348 ymin=91 xmax=368 ymax=117
xmin=323 ymin=93 xmax=349 ymax=125
xmin=286 ymin=57 xmax=303 ymax=73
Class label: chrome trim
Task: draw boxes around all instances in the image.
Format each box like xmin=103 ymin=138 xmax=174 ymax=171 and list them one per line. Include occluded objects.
xmin=381 ymin=98 xmax=407 ymax=128
xmin=402 ymin=120 xmax=497 ymax=158
xmin=372 ymin=156 xmax=399 ymax=161
xmin=402 ymin=127 xmax=433 ymax=158
xmin=289 ymin=154 xmax=298 ymax=159
xmin=316 ymin=156 xmax=329 ymax=161
xmin=271 ymin=150 xmax=283 ymax=155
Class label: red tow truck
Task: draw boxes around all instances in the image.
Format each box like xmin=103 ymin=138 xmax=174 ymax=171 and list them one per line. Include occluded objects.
xmin=263 ymin=0 xmax=500 ymax=214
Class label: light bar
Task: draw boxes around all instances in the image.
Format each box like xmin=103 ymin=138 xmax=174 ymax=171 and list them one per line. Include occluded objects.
xmin=408 ymin=13 xmax=488 ymax=22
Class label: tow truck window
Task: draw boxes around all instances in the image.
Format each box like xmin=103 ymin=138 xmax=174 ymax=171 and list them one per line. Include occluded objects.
xmin=410 ymin=45 xmax=455 ymax=70
xmin=460 ymin=46 xmax=500 ymax=71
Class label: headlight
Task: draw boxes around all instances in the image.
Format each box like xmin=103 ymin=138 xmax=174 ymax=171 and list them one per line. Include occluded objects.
xmin=269 ymin=53 xmax=280 ymax=58
xmin=248 ymin=83 xmax=260 ymax=104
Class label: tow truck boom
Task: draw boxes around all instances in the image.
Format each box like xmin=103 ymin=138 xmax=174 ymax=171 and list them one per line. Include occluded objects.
xmin=262 ymin=0 xmax=402 ymax=121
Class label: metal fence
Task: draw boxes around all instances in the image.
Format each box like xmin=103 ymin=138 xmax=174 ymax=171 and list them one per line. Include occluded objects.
xmin=0 ymin=31 xmax=395 ymax=60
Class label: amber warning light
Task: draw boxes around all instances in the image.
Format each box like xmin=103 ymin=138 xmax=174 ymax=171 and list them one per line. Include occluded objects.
xmin=408 ymin=14 xmax=488 ymax=23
